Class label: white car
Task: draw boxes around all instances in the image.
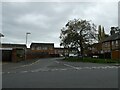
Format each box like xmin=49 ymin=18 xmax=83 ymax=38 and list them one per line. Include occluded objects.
xmin=92 ymin=55 xmax=99 ymax=58
xmin=69 ymin=54 xmax=78 ymax=57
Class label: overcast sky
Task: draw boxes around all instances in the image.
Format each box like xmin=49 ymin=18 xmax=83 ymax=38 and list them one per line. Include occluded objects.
xmin=1 ymin=1 xmax=118 ymax=47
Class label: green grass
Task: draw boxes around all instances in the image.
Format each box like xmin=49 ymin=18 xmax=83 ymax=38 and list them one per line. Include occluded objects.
xmin=64 ymin=57 xmax=120 ymax=64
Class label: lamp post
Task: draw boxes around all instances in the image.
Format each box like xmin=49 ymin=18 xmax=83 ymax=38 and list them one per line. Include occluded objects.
xmin=0 ymin=33 xmax=4 ymax=44
xmin=0 ymin=33 xmax=4 ymax=48
xmin=25 ymin=32 xmax=31 ymax=60
xmin=0 ymin=33 xmax=4 ymax=63
xmin=26 ymin=32 xmax=31 ymax=47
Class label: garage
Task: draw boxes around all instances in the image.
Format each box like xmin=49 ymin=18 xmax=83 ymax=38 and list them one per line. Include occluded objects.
xmin=1 ymin=48 xmax=13 ymax=62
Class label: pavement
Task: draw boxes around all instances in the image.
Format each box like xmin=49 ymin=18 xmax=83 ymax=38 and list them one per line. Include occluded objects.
xmin=2 ymin=57 xmax=120 ymax=88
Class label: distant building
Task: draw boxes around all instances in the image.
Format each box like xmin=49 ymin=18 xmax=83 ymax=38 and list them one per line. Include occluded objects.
xmin=30 ymin=43 xmax=54 ymax=54
xmin=54 ymin=48 xmax=68 ymax=56
xmin=26 ymin=43 xmax=55 ymax=59
xmin=54 ymin=47 xmax=78 ymax=56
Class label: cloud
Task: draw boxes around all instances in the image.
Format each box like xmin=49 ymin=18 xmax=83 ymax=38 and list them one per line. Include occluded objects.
xmin=2 ymin=0 xmax=119 ymax=2
xmin=2 ymin=2 xmax=118 ymax=47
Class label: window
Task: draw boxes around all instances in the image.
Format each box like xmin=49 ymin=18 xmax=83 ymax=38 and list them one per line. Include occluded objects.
xmin=116 ymin=40 xmax=118 ymax=46
xmin=104 ymin=43 xmax=107 ymax=47
xmin=112 ymin=41 xmax=114 ymax=46
xmin=31 ymin=47 xmax=34 ymax=50
xmin=43 ymin=47 xmax=47 ymax=50
xmin=37 ymin=47 xmax=39 ymax=50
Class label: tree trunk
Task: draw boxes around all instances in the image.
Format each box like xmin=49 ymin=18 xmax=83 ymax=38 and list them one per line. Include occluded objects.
xmin=79 ymin=41 xmax=83 ymax=55
xmin=81 ymin=47 xmax=83 ymax=56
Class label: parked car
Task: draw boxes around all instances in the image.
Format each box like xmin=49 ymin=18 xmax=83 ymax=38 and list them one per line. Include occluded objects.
xmin=69 ymin=54 xmax=78 ymax=57
xmin=92 ymin=55 xmax=99 ymax=58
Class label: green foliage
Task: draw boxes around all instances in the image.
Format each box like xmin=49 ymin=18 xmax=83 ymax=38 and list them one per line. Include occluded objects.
xmin=60 ymin=19 xmax=97 ymax=55
xmin=64 ymin=57 xmax=119 ymax=63
xmin=98 ymin=25 xmax=106 ymax=42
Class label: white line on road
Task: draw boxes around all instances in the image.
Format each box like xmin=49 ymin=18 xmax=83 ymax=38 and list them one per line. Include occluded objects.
xmin=2 ymin=65 xmax=120 ymax=74
xmin=63 ymin=64 xmax=80 ymax=70
xmin=20 ymin=71 xmax=28 ymax=73
xmin=60 ymin=69 xmax=67 ymax=70
xmin=54 ymin=61 xmax=60 ymax=64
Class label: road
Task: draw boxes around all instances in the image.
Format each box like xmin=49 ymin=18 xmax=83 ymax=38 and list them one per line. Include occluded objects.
xmin=2 ymin=57 xmax=119 ymax=88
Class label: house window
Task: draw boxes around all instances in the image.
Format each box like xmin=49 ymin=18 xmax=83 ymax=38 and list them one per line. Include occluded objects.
xmin=35 ymin=47 xmax=38 ymax=50
xmin=31 ymin=47 xmax=34 ymax=50
xmin=107 ymin=42 xmax=110 ymax=47
xmin=112 ymin=41 xmax=114 ymax=46
xmin=37 ymin=47 xmax=39 ymax=50
xmin=44 ymin=47 xmax=47 ymax=50
xmin=116 ymin=40 xmax=118 ymax=46
xmin=104 ymin=42 xmax=107 ymax=47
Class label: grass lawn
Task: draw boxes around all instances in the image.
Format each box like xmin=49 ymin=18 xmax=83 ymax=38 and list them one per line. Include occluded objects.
xmin=64 ymin=57 xmax=120 ymax=64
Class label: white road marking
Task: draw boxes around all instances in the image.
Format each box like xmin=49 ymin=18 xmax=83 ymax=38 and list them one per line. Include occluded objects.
xmin=20 ymin=71 xmax=28 ymax=73
xmin=60 ymin=69 xmax=67 ymax=70
xmin=2 ymin=65 xmax=120 ymax=74
xmin=54 ymin=61 xmax=60 ymax=64
xmin=0 ymin=72 xmax=2 ymax=74
xmin=7 ymin=72 xmax=10 ymax=74
xmin=63 ymin=64 xmax=79 ymax=70
xmin=84 ymin=67 xmax=92 ymax=69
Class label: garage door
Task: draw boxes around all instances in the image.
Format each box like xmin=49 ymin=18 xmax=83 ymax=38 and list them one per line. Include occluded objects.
xmin=2 ymin=50 xmax=12 ymax=62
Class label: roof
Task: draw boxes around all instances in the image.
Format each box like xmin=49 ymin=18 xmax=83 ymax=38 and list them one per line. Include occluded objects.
xmin=0 ymin=48 xmax=13 ymax=50
xmin=54 ymin=47 xmax=78 ymax=50
xmin=30 ymin=43 xmax=54 ymax=47
xmin=54 ymin=47 xmax=68 ymax=50
xmin=102 ymin=32 xmax=120 ymax=42
xmin=2 ymin=43 xmax=26 ymax=48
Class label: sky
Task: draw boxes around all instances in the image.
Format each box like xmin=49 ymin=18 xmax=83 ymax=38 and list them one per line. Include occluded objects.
xmin=1 ymin=0 xmax=118 ymax=48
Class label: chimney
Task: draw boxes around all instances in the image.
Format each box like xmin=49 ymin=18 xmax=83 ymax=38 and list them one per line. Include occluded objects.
xmin=110 ymin=27 xmax=115 ymax=35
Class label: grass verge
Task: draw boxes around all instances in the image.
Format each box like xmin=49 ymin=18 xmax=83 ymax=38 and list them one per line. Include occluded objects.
xmin=64 ymin=57 xmax=120 ymax=64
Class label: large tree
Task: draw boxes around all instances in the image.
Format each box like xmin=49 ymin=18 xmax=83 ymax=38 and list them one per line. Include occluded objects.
xmin=60 ymin=19 xmax=97 ymax=56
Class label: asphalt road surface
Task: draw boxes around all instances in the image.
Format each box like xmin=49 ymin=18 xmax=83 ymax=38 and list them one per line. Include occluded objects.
xmin=2 ymin=57 xmax=119 ymax=88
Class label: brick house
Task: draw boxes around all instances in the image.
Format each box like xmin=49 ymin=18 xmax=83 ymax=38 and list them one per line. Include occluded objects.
xmin=102 ymin=32 xmax=120 ymax=60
